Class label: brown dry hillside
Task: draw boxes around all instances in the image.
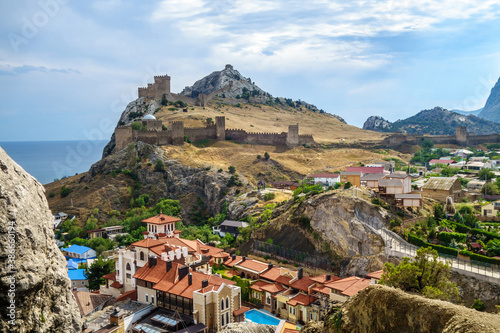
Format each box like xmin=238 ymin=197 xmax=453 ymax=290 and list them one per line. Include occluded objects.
xmin=154 ymin=102 xmax=387 ymax=144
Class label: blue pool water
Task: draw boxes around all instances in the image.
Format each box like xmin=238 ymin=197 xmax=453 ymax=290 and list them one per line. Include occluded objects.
xmin=245 ymin=309 xmax=281 ymax=326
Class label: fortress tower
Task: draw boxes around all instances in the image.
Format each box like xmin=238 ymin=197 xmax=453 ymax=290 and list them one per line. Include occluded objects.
xmin=170 ymin=121 xmax=184 ymax=145
xmin=154 ymin=75 xmax=171 ymax=101
xmin=455 ymin=127 xmax=468 ymax=146
xmin=215 ymin=116 xmax=226 ymax=140
xmin=286 ymin=124 xmax=299 ymax=147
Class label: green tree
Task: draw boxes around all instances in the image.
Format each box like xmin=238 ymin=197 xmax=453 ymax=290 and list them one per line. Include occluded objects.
xmin=433 ymin=204 xmax=446 ymax=221
xmin=228 ymin=166 xmax=236 ymax=174
xmin=471 ymin=299 xmax=485 ymax=311
xmin=481 ymin=182 xmax=499 ymax=195
xmin=264 ymin=152 xmax=270 ymax=160
xmin=421 ymin=138 xmax=434 ymax=149
xmin=86 ymin=258 xmax=115 ymax=291
xmin=486 ymin=239 xmax=500 ymax=256
xmin=155 ymin=160 xmax=165 ymax=172
xmin=344 ymin=182 xmax=352 ymax=189
xmin=60 ymin=186 xmax=73 ymax=198
xmin=379 ymin=247 xmax=459 ymax=302
xmin=478 ymin=168 xmax=495 ymax=181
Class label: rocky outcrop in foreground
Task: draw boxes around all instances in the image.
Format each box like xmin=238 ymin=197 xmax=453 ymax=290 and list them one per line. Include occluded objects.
xmin=341 ymin=285 xmax=500 ymax=333
xmin=219 ymin=322 xmax=275 ymax=333
xmin=0 ymin=147 xmax=81 ymax=332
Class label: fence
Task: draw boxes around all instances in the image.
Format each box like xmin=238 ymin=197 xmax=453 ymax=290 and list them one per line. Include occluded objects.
xmin=252 ymin=240 xmax=335 ymax=271
xmin=363 ymin=217 xmax=500 ymax=280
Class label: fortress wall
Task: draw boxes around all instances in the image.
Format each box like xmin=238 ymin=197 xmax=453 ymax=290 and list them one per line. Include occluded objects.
xmin=169 ymin=93 xmax=197 ymax=105
xmin=184 ymin=125 xmax=217 ymax=141
xmin=226 ymin=129 xmax=248 ymax=142
xmin=142 ymin=119 xmax=163 ymax=131
xmin=135 ymin=131 xmax=160 ymax=146
xmin=467 ymin=134 xmax=500 ymax=145
xmin=246 ymin=132 xmax=287 ymax=146
xmin=299 ymin=134 xmax=315 ymax=145
xmin=138 ymin=86 xmax=154 ymax=99
xmin=158 ymin=132 xmax=172 ymax=145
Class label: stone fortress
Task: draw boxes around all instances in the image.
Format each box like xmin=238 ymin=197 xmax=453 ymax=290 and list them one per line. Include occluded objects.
xmin=382 ymin=126 xmax=500 ymax=148
xmin=115 ymin=68 xmax=315 ymax=150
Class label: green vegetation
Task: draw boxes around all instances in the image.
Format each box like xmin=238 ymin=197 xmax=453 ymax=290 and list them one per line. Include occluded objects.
xmin=264 ymin=152 xmax=270 ymax=160
xmin=264 ymin=192 xmax=276 ymax=201
xmin=228 ymin=165 xmax=236 ymax=174
xmin=60 ymin=186 xmax=73 ymax=198
xmin=155 ymin=160 xmax=165 ymax=172
xmin=471 ymin=299 xmax=486 ymax=311
xmin=379 ymin=247 xmax=459 ymax=302
xmin=86 ymin=257 xmax=115 ymax=291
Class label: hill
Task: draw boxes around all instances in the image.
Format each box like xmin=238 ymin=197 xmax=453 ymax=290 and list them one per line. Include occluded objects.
xmin=479 ymin=76 xmax=500 ymax=123
xmin=363 ymin=106 xmax=500 ymax=135
xmin=450 ymin=108 xmax=482 ymax=116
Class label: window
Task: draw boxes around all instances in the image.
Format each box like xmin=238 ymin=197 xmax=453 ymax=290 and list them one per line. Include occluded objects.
xmin=266 ymin=296 xmax=271 ymax=305
xmin=310 ymin=313 xmax=313 ymax=320
xmin=72 ymin=282 xmax=75 ymax=286
xmin=126 ymin=262 xmax=131 ymax=271
xmin=82 ymin=281 xmax=85 ymax=285
xmin=226 ymin=297 xmax=229 ymax=309
xmin=226 ymin=312 xmax=229 ymax=325
xmin=140 ymin=252 xmax=144 ymax=261
xmin=151 ymin=296 xmax=155 ymax=304
xmin=145 ymin=294 xmax=149 ymax=302
xmin=222 ymin=315 xmax=225 ymax=326
xmin=221 ymin=299 xmax=224 ymax=310
xmin=289 ymin=307 xmax=292 ymax=314
xmin=126 ymin=273 xmax=131 ymax=279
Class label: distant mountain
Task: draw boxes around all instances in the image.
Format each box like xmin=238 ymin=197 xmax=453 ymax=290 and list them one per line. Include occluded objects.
xmin=450 ymin=108 xmax=483 ymax=116
xmin=363 ymin=106 xmax=500 ymax=135
xmin=479 ymin=77 xmax=500 ymax=123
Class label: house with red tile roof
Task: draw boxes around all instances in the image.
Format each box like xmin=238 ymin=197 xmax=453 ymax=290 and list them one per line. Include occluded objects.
xmin=143 ymin=213 xmax=181 ymax=239
xmin=366 ymin=270 xmax=383 ymax=284
xmin=324 ymin=276 xmax=371 ymax=301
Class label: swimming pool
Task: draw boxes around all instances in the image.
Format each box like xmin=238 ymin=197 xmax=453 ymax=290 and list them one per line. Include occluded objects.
xmin=245 ymin=309 xmax=281 ymax=326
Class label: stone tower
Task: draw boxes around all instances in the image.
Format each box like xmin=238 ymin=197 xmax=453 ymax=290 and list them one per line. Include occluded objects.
xmin=154 ymin=75 xmax=171 ymax=102
xmin=216 ymin=116 xmax=226 ymax=141
xmin=455 ymin=127 xmax=468 ymax=146
xmin=170 ymin=121 xmax=184 ymax=145
xmin=287 ymin=124 xmax=299 ymax=147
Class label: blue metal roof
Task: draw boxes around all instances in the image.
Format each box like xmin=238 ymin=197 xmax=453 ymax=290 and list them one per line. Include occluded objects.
xmin=68 ymin=269 xmax=87 ymax=281
xmin=62 ymin=244 xmax=93 ymax=255
xmin=67 ymin=259 xmax=79 ymax=270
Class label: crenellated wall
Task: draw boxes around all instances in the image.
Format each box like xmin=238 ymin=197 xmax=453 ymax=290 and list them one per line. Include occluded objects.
xmin=114 ymin=116 xmax=314 ymax=151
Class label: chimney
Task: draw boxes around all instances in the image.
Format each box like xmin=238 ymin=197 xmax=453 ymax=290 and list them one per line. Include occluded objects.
xmin=178 ymin=266 xmax=189 ymax=281
xmin=188 ymin=273 xmax=192 ymax=286
xmin=231 ymin=254 xmax=236 ymax=261
xmin=202 ymin=279 xmax=209 ymax=288
xmin=298 ymin=267 xmax=303 ymax=280
xmin=166 ymin=261 xmax=172 ymax=272
xmin=153 ymin=257 xmax=157 ymax=267
xmin=268 ymin=263 xmax=273 ymax=270
xmin=148 ymin=257 xmax=153 ymax=268
xmin=326 ymin=274 xmax=331 ymax=281
xmin=241 ymin=256 xmax=246 ymax=262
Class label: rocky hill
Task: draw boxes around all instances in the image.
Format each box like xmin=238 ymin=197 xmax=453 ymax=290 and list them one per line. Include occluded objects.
xmin=363 ymin=106 xmax=500 ymax=135
xmin=451 ymin=108 xmax=483 ymax=116
xmin=479 ymin=76 xmax=500 ymax=123
xmin=0 ymin=147 xmax=81 ymax=332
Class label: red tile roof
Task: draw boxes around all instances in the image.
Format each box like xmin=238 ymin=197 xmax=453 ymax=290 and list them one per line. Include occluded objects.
xmin=259 ymin=267 xmax=294 ymax=285
xmin=110 ymin=281 xmax=123 ymax=289
xmin=115 ymin=289 xmax=137 ymax=303
xmin=307 ymin=173 xmax=340 ymax=178
xmin=132 ymin=238 xmax=164 ymax=249
xmin=250 ymin=280 xmax=271 ymax=292
xmin=290 ymin=276 xmax=315 ymax=292
xmin=470 ymin=242 xmax=483 ymax=248
xmin=311 ymin=285 xmax=330 ymax=295
xmin=366 ymin=270 xmax=383 ymax=280
xmin=287 ymin=293 xmax=316 ymax=306
xmin=102 ymin=272 xmax=116 ymax=281
xmin=310 ymin=274 xmax=341 ymax=284
xmin=260 ymin=282 xmax=286 ymax=294
xmin=429 ymin=159 xmax=455 ymax=165
xmin=233 ymin=306 xmax=251 ymax=317
xmin=133 ymin=260 xmax=168 ymax=283
xmin=72 ymin=291 xmax=112 ymax=316
xmin=142 ymin=214 xmax=181 ymax=225
xmin=224 ymin=256 xmax=243 ymax=267
xmin=325 ymin=276 xmax=371 ymax=296
xmin=237 ymin=259 xmax=269 ymax=273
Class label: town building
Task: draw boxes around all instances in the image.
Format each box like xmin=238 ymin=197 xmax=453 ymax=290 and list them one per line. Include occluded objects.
xmin=481 ymin=200 xmax=500 ymax=217
xmin=360 ymin=173 xmax=385 ymax=189
xmin=395 ymin=193 xmax=422 ymax=208
xmin=213 ymin=220 xmax=249 ymax=238
xmin=68 ymin=269 xmax=88 ymax=290
xmin=72 ymin=290 xmax=112 ymax=317
xmin=340 ymin=171 xmax=362 ymax=187
xmin=307 ymin=173 xmax=340 ymax=186
xmin=62 ymin=244 xmax=97 ymax=260
xmin=421 ymin=177 xmax=463 ymax=202
xmin=87 ymin=225 xmax=125 ymax=240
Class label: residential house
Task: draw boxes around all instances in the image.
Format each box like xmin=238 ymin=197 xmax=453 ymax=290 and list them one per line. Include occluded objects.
xmin=324 ymin=276 xmax=371 ymax=302
xmin=378 ymin=179 xmax=404 ymax=197
xmin=213 ymin=220 xmax=249 ymax=238
xmin=307 ymin=173 xmax=340 ymax=187
xmin=340 ymin=171 xmax=362 ymax=187
xmin=467 ymin=180 xmax=486 ymax=191
xmin=143 ymin=213 xmax=182 ymax=239
xmin=395 ymin=193 xmax=422 ymax=208
xmin=345 ymin=166 xmax=385 ymax=174
xmin=466 ymin=161 xmax=491 ymax=171
xmin=62 ymin=244 xmax=97 ymax=260
xmin=421 ymin=177 xmax=463 ymax=202
xmin=385 ymin=173 xmax=412 ymax=193
xmin=481 ymin=200 xmax=500 ymax=217
xmin=429 ymin=159 xmax=455 ymax=166
xmin=365 ymin=270 xmax=383 ymax=284
xmin=87 ymin=225 xmax=125 ymax=239
xmin=68 ymin=269 xmax=88 ymax=290
xmin=271 ymin=181 xmax=300 ymax=190
xmin=232 ymin=256 xmax=270 ymax=280
xmin=360 ymin=173 xmax=384 ymax=189
xmin=54 ymin=212 xmax=68 ymax=229
xmin=72 ymin=290 xmax=112 ymax=317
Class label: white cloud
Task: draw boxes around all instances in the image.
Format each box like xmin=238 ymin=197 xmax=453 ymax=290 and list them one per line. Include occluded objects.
xmin=151 ymin=0 xmax=210 ymax=21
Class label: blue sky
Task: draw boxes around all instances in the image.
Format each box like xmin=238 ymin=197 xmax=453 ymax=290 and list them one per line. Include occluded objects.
xmin=1 ymin=0 xmax=500 ymax=141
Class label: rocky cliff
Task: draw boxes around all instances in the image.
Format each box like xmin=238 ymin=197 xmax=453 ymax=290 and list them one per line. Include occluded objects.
xmin=340 ymin=285 xmax=500 ymax=333
xmin=245 ymin=191 xmax=390 ymax=276
xmin=0 ymin=147 xmax=81 ymax=332
xmin=479 ymin=76 xmax=500 ymax=123
xmin=363 ymin=106 xmax=500 ymax=135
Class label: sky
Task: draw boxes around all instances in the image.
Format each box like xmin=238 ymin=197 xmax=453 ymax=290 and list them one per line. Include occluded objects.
xmin=1 ymin=0 xmax=500 ymax=141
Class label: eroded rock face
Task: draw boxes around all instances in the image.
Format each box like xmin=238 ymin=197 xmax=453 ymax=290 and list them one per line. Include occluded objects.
xmin=342 ymin=285 xmax=500 ymax=333
xmin=0 ymin=147 xmax=81 ymax=332
xmin=219 ymin=322 xmax=275 ymax=333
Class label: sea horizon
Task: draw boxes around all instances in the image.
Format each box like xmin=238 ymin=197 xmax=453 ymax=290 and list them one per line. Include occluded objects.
xmin=0 ymin=140 xmax=109 ymax=185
